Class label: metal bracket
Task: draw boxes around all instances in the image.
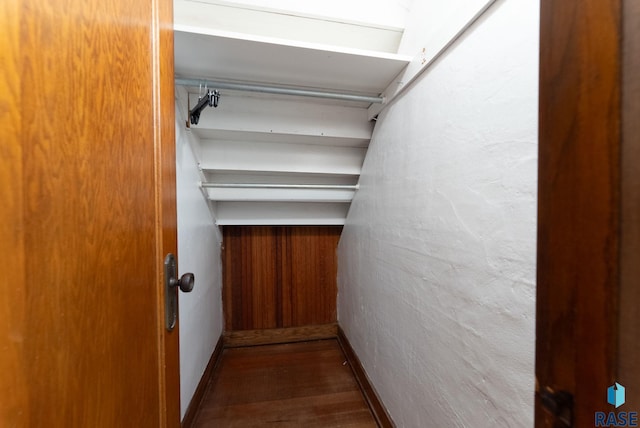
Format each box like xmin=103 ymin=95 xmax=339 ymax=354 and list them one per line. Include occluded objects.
xmin=189 ymin=89 xmax=220 ymax=125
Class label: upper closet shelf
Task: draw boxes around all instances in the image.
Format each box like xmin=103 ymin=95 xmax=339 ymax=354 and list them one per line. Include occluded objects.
xmin=174 ymin=25 xmax=412 ymax=95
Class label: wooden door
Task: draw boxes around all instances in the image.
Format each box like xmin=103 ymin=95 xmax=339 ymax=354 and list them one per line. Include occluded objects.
xmin=536 ymin=0 xmax=639 ymax=425
xmin=0 ymin=0 xmax=179 ymax=426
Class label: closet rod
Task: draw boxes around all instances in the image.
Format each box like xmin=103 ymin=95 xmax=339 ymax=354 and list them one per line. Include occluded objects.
xmin=201 ymin=183 xmax=359 ymax=190
xmin=175 ymin=78 xmax=384 ymax=104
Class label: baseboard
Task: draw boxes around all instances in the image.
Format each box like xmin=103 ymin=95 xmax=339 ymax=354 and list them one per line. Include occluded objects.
xmin=223 ymin=323 xmax=338 ymax=347
xmin=337 ymin=327 xmax=395 ymax=428
xmin=181 ymin=335 xmax=224 ymax=428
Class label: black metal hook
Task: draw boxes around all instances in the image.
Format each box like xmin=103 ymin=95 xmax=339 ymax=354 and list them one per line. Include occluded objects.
xmin=189 ymin=89 xmax=220 ymax=125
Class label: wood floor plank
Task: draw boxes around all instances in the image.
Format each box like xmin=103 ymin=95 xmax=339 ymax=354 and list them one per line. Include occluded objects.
xmin=193 ymin=340 xmax=377 ymax=427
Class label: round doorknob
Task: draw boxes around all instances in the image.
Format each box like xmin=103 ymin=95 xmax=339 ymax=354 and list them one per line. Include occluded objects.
xmin=178 ymin=273 xmax=195 ymax=292
xmin=170 ymin=273 xmax=195 ymax=293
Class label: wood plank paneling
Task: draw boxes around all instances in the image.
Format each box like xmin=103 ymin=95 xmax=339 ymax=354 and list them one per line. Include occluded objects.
xmin=251 ymin=228 xmax=279 ymax=328
xmin=192 ymin=340 xmax=376 ymax=428
xmin=223 ymin=226 xmax=341 ymax=331
xmin=290 ymin=227 xmax=339 ymax=326
xmin=279 ymin=227 xmax=292 ymax=327
xmin=224 ymin=226 xmax=280 ymax=330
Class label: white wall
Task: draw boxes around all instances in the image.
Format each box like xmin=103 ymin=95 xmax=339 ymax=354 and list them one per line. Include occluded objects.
xmin=337 ymin=1 xmax=539 ymax=426
xmin=398 ymin=0 xmax=494 ymax=56
xmin=175 ymin=96 xmax=224 ymax=420
xmin=197 ymin=0 xmax=410 ymax=28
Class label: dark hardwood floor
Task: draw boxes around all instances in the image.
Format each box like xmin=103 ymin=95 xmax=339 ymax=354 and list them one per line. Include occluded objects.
xmin=192 ymin=339 xmax=377 ymax=427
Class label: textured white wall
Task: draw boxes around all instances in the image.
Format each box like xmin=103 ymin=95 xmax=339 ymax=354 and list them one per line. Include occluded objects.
xmin=175 ymin=106 xmax=224 ymax=420
xmin=337 ymin=1 xmax=539 ymax=426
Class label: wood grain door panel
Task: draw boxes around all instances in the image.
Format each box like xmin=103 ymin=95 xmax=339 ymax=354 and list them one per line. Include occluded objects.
xmin=1 ymin=0 xmax=179 ymax=425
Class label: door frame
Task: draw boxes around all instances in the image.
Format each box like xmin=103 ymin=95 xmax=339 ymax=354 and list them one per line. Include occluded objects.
xmin=619 ymin=0 xmax=640 ymax=407
xmin=536 ymin=0 xmax=640 ymax=425
xmin=154 ymin=0 xmax=181 ymax=424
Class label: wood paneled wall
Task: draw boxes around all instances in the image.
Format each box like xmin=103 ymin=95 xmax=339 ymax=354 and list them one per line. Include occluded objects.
xmin=223 ymin=226 xmax=341 ymax=331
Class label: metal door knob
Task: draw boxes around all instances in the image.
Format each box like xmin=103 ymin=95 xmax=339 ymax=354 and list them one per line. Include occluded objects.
xmin=171 ymin=273 xmax=195 ymax=293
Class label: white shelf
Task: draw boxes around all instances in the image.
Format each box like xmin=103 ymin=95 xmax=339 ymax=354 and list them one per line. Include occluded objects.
xmin=203 ymin=170 xmax=359 ymax=185
xmin=193 ymin=129 xmax=371 ymax=148
xmin=174 ymin=0 xmax=404 ymax=54
xmin=174 ymin=25 xmax=411 ymax=94
xmin=205 ymin=187 xmax=355 ymax=203
xmin=198 ymin=140 xmax=365 ymax=176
